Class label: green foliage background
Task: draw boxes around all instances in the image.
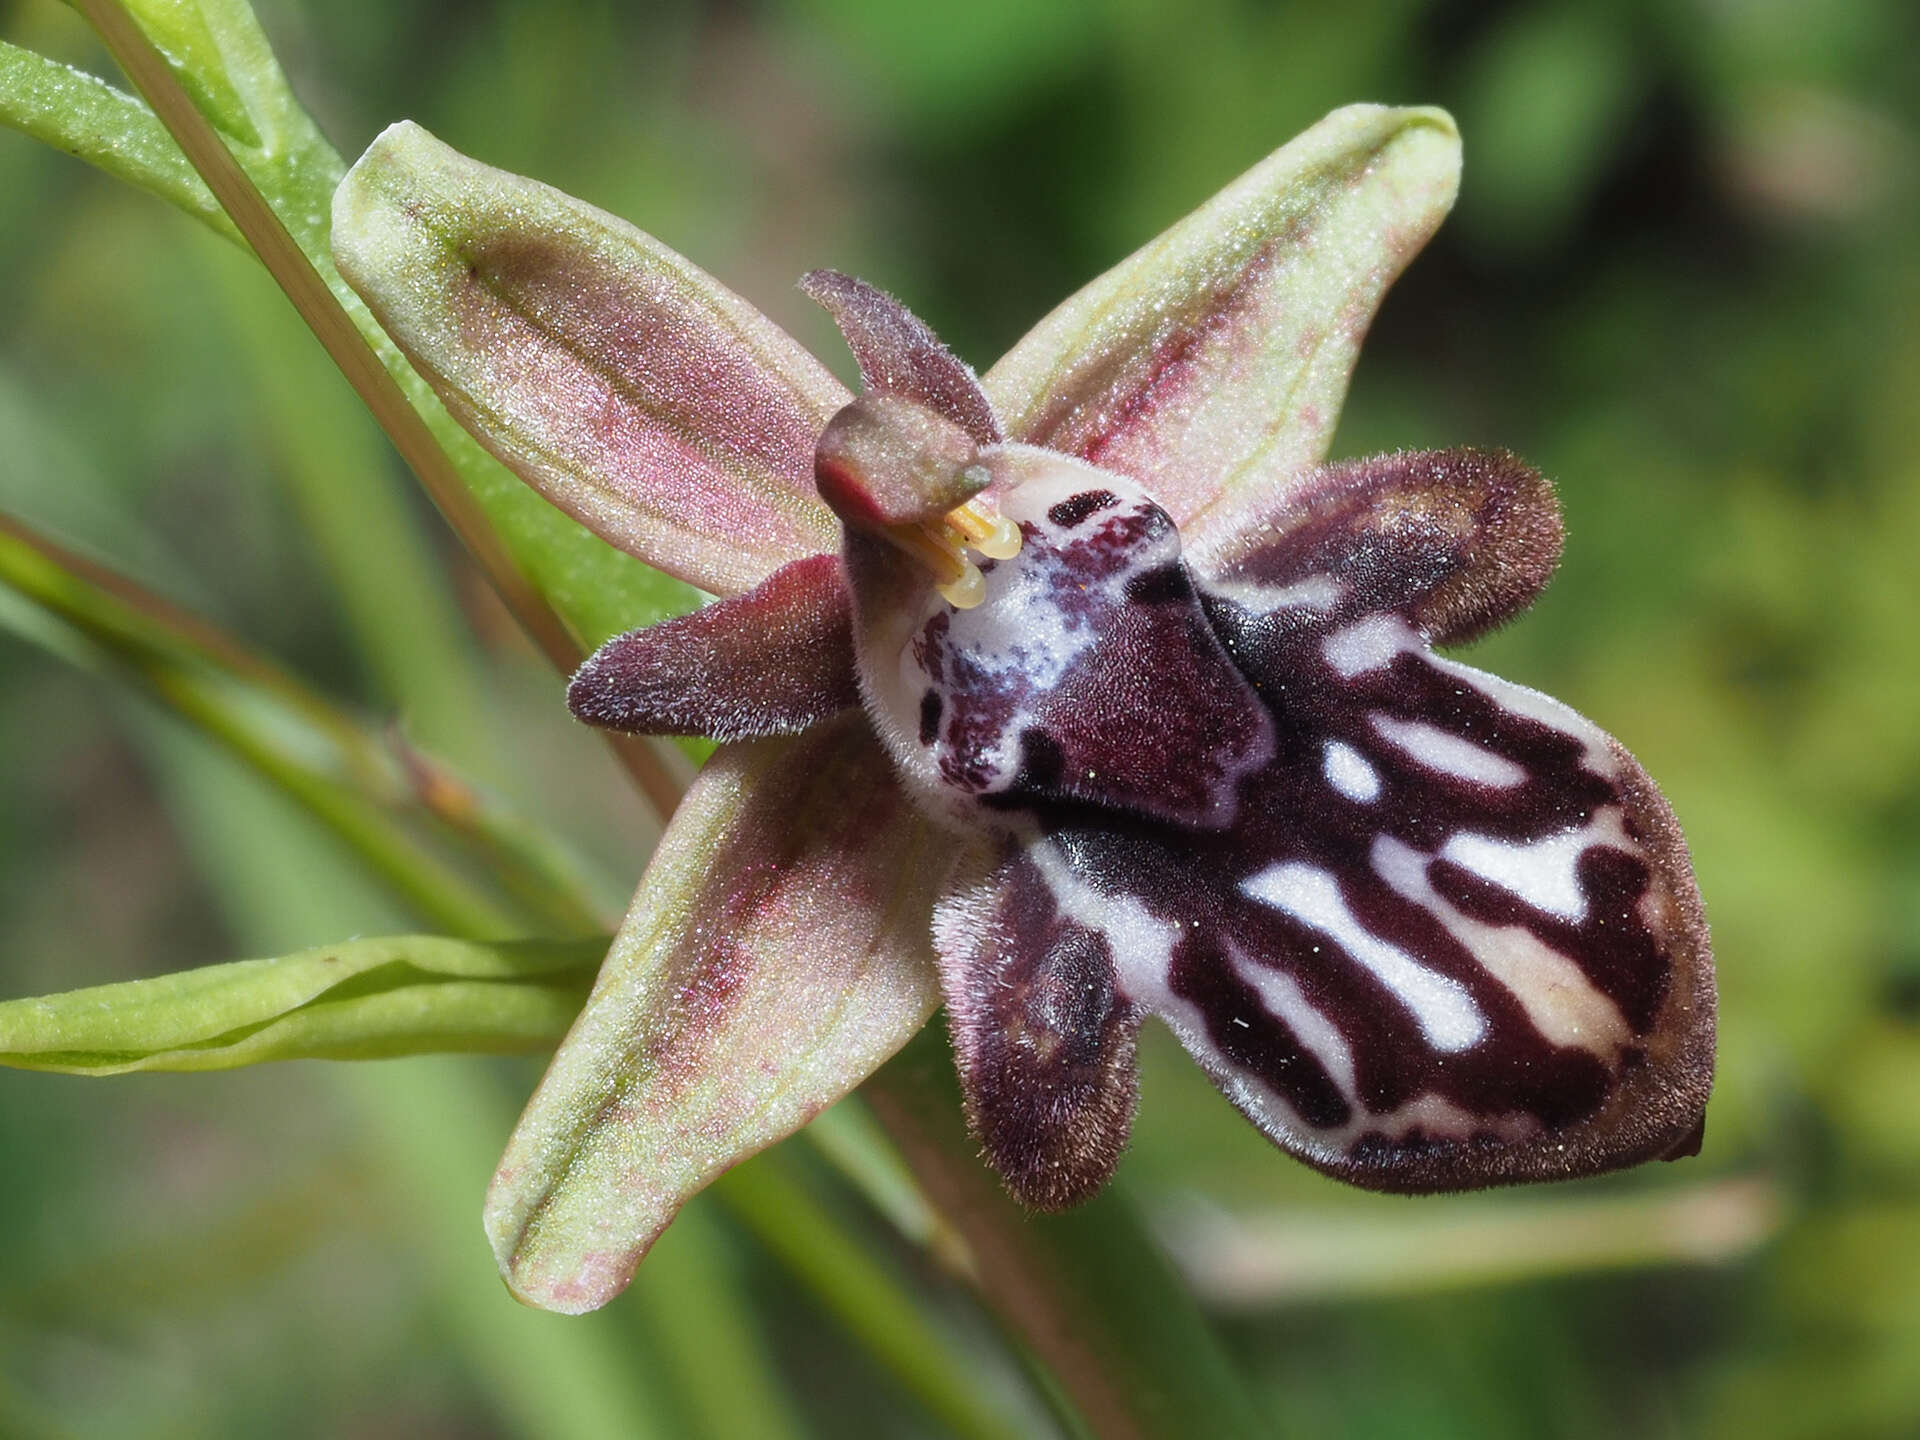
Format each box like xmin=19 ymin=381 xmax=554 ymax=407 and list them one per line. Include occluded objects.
xmin=2 ymin=0 xmax=1918 ymax=1435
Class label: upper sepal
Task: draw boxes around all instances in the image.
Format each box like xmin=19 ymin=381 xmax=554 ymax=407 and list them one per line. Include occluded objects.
xmin=984 ymin=105 xmax=1461 ymax=541
xmin=331 ymin=121 xmax=848 ymax=597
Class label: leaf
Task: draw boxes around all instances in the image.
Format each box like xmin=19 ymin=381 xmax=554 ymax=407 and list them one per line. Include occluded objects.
xmin=0 ymin=40 xmax=238 ymax=244
xmin=332 ymin=120 xmax=850 ymax=599
xmin=486 ymin=714 xmax=945 ymax=1313
xmin=0 ymin=512 xmax=606 ymax=937
xmin=0 ymin=935 xmax=606 ymax=1074
xmin=982 ymin=104 xmax=1461 ymax=544
xmin=112 ymin=0 xmax=267 ymax=147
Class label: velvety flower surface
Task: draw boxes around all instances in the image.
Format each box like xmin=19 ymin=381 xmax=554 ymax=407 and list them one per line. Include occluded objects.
xmin=332 ymin=105 xmax=1714 ymax=1312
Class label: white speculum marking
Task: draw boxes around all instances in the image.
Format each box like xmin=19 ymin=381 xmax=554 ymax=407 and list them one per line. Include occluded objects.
xmin=1209 ymin=572 xmax=1344 ymax=615
xmin=1368 ymin=714 xmax=1528 ymax=788
xmin=1320 ymin=613 xmax=1416 ymax=678
xmin=1226 ymin=942 xmax=1357 ymax=1097
xmin=1322 ymin=740 xmax=1382 ymax=802
xmin=1437 ymin=809 xmax=1634 ymax=925
xmin=1426 ymin=651 xmax=1619 ymax=780
xmin=1371 ymin=835 xmax=1630 ymax=1057
xmin=1240 ymin=862 xmax=1487 ymax=1052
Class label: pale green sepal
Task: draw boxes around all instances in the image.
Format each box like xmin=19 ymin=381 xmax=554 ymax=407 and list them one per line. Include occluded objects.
xmin=332 ymin=121 xmax=849 ymax=599
xmin=983 ymin=104 xmax=1461 ymax=549
xmin=0 ymin=934 xmax=606 ymax=1074
xmin=486 ymin=715 xmax=944 ymax=1314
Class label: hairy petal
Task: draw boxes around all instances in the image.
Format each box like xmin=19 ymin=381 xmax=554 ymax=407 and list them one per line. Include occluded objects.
xmin=333 ymin=121 xmax=847 ymax=597
xmin=983 ymin=105 xmax=1459 ymax=540
xmin=1193 ymin=448 xmax=1564 ymax=646
xmin=569 ymin=554 xmax=858 ymax=740
xmin=934 ymin=840 xmax=1141 ymax=1209
xmin=800 ymin=270 xmax=1002 ymax=444
xmin=486 ymin=716 xmax=945 ymax=1313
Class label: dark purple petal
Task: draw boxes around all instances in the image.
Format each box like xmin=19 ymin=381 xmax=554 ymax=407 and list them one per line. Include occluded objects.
xmin=1191 ymin=448 xmax=1563 ymax=646
xmin=934 ymin=841 xmax=1141 ymax=1209
xmin=801 ymin=270 xmax=1003 ymax=445
xmin=568 ymin=554 xmax=858 ymax=740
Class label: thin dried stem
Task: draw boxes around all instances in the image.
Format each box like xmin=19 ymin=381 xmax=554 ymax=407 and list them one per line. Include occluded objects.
xmin=73 ymin=0 xmax=688 ymax=821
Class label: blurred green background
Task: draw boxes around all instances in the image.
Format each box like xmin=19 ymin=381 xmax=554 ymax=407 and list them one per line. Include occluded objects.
xmin=3 ymin=0 xmax=1918 ymax=1435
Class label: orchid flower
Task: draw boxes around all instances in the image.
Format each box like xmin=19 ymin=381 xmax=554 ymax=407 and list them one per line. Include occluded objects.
xmin=331 ymin=104 xmax=1714 ymax=1313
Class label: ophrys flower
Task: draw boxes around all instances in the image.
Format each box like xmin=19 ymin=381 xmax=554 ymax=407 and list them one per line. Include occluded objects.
xmin=332 ymin=105 xmax=1713 ymax=1312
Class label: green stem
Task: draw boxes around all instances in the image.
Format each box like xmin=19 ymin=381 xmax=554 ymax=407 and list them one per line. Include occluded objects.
xmin=71 ymin=0 xmax=573 ymax=667
xmin=714 ymin=1150 xmax=1027 ymax=1440
xmin=864 ymin=1022 xmax=1267 ymax=1440
xmin=0 ymin=512 xmax=607 ymax=937
xmin=70 ymin=0 xmax=688 ymax=821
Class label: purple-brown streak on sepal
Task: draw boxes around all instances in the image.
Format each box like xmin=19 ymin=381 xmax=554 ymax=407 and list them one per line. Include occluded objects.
xmin=331 ymin=121 xmax=848 ymax=598
xmin=1190 ymin=448 xmax=1564 ymax=646
xmin=486 ymin=713 xmax=944 ymax=1313
xmin=568 ymin=554 xmax=859 ymax=740
xmin=800 ymin=270 xmax=1003 ymax=445
xmin=983 ymin=106 xmax=1461 ymax=537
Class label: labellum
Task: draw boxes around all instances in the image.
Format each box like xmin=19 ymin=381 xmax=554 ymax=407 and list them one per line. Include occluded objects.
xmin=574 ymin=273 xmax=1715 ymax=1212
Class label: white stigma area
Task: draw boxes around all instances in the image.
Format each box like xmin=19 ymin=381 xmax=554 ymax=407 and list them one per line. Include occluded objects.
xmin=1240 ymin=861 xmax=1487 ymax=1052
xmin=1437 ymin=809 xmax=1635 ymax=925
xmin=1320 ymin=614 xmax=1416 ymax=678
xmin=1368 ymin=714 xmax=1528 ymax=788
xmin=1322 ymin=741 xmax=1382 ymax=802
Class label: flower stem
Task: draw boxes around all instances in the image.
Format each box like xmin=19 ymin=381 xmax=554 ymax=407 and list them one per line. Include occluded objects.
xmin=863 ymin=1022 xmax=1268 ymax=1440
xmin=70 ymin=0 xmax=686 ymax=821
